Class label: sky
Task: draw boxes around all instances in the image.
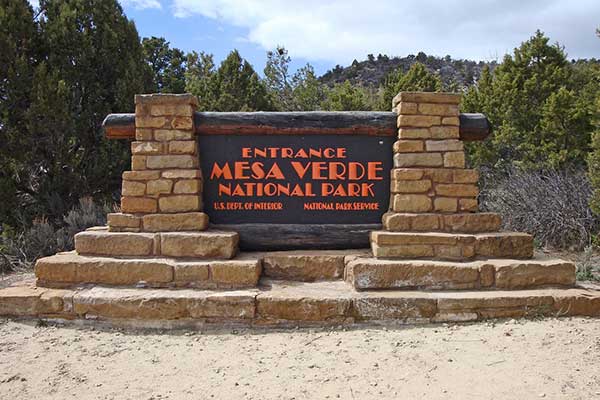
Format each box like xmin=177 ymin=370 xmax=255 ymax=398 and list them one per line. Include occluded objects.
xmin=39 ymin=0 xmax=600 ymax=75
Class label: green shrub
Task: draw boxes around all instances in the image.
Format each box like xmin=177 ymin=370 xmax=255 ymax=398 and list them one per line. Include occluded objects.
xmin=0 ymin=198 xmax=110 ymax=273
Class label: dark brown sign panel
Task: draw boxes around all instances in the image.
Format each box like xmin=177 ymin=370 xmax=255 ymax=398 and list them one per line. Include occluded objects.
xmin=199 ymin=134 xmax=394 ymax=225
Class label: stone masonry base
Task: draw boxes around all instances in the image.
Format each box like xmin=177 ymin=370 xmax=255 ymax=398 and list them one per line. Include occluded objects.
xmin=1 ymin=277 xmax=599 ymax=328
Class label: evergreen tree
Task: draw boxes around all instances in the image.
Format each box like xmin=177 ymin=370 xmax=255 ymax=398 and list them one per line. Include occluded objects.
xmin=0 ymin=0 xmax=40 ymax=226
xmin=0 ymin=0 xmax=149 ymax=227
xmin=264 ymin=46 xmax=293 ymax=110
xmin=142 ymin=36 xmax=186 ymax=93
xmin=379 ymin=62 xmax=442 ymax=110
xmin=291 ymin=64 xmax=325 ymax=111
xmin=187 ymin=50 xmax=273 ymax=111
xmin=463 ymin=30 xmax=595 ymax=170
xmin=185 ymin=51 xmax=216 ymax=110
xmin=321 ymin=81 xmax=371 ymax=111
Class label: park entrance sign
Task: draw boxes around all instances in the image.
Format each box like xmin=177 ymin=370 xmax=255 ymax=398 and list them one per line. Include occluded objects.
xmin=200 ymin=133 xmax=392 ymax=224
xmin=5 ymin=91 xmax=588 ymax=329
xmin=103 ymin=107 xmax=488 ymax=250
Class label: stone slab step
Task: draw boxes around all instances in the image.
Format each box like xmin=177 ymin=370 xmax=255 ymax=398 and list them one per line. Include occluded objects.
xmin=74 ymin=227 xmax=238 ymax=259
xmin=345 ymin=257 xmax=576 ymax=290
xmin=35 ymin=251 xmax=260 ymax=289
xmin=259 ymin=249 xmax=369 ymax=281
xmin=382 ymin=212 xmax=502 ymax=233
xmin=371 ymin=231 xmax=533 ymax=260
xmin=1 ymin=277 xmax=599 ymax=327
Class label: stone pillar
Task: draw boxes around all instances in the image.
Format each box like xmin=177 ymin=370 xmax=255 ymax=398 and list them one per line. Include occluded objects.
xmin=368 ymin=91 xmax=517 ymax=260
xmin=389 ymin=91 xmax=478 ymax=216
xmin=108 ymin=94 xmax=209 ymax=232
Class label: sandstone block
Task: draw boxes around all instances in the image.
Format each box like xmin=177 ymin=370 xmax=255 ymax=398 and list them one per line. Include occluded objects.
xmin=392 ymin=194 xmax=432 ymax=212
xmin=146 ymin=179 xmax=173 ymax=195
xmin=434 ymin=245 xmax=464 ymax=260
xmin=425 ymin=139 xmax=463 ymax=152
xmin=391 ymin=179 xmax=431 ymax=193
xmin=150 ymin=104 xmax=193 ymax=117
xmin=173 ymin=179 xmax=201 ymax=194
xmin=256 ymin=282 xmax=351 ymax=322
xmin=73 ymin=287 xmax=188 ymax=320
xmin=393 ymin=140 xmax=424 ymax=153
xmin=382 ymin=212 xmax=412 ymax=231
xmin=171 ymin=116 xmax=193 ymax=130
xmin=107 ymin=213 xmax=141 ymax=230
xmin=168 ymin=140 xmax=196 ymax=154
xmin=443 ymin=151 xmax=466 ymax=168
xmin=210 ymin=260 xmax=262 ymax=288
xmin=135 ymin=128 xmax=153 ymax=141
xmin=160 ymin=231 xmax=238 ymax=259
xmin=459 ymin=198 xmax=478 ymax=212
xmin=435 ymin=184 xmax=478 ymax=197
xmin=75 ymin=230 xmax=155 ymax=256
xmin=135 ymin=93 xmax=198 ymax=107
xmin=353 ymin=294 xmax=437 ymax=321
xmin=474 ymin=232 xmax=534 ymax=259
xmin=393 ymin=92 xmax=461 ymax=106
xmin=121 ymin=196 xmax=157 ymax=213
xmin=123 ymin=170 xmax=161 ymax=181
xmin=437 ymin=292 xmax=555 ymax=318
xmin=371 ymin=243 xmax=434 ymax=258
xmin=136 ymin=116 xmax=166 ymax=129
xmin=36 ymin=253 xmax=173 ymax=286
xmin=394 ymin=152 xmax=442 ymax=167
xmin=142 ymin=212 xmax=208 ymax=232
xmin=383 ymin=212 xmax=440 ymax=231
xmin=346 ymin=258 xmax=479 ymax=290
xmin=158 ymin=195 xmax=201 ymax=213
xmin=131 ymin=141 xmax=163 ymax=155
xmin=553 ymin=290 xmax=600 ymax=317
xmin=418 ymin=102 xmax=459 ymax=116
xmin=397 ymin=128 xmax=431 ymax=139
xmin=396 ymin=102 xmax=418 ymax=114
xmin=187 ymin=292 xmax=256 ymax=320
xmin=372 ymin=231 xmax=459 ymax=246
xmin=154 ymin=129 xmax=194 ymax=141
xmin=146 ymin=155 xmax=197 ymax=169
xmin=397 ymin=115 xmax=441 ymax=128
xmin=0 ymin=285 xmax=62 ymax=316
xmin=423 ymin=168 xmax=454 ymax=183
xmin=161 ymin=169 xmax=202 ymax=179
xmin=122 ymin=180 xmax=146 ymax=196
xmin=495 ymin=260 xmax=575 ymax=289
xmin=453 ymin=169 xmax=479 ymax=183
xmin=430 ymin=126 xmax=459 ymax=139
xmin=391 ymin=168 xmax=424 ymax=180
xmin=131 ymin=155 xmax=147 ymax=170
xmin=434 ymin=197 xmax=457 ymax=212
xmin=442 ymin=213 xmax=501 ymax=233
xmin=262 ymin=251 xmax=350 ymax=281
xmin=173 ymin=262 xmax=210 ymax=283
xmin=442 ymin=116 xmax=460 ymax=126
xmin=479 ymin=263 xmax=496 ymax=287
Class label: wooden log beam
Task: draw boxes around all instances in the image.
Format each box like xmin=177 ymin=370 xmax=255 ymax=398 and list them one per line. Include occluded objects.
xmin=103 ymin=111 xmax=491 ymax=141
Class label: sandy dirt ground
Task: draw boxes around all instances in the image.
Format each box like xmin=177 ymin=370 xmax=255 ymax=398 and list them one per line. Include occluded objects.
xmin=0 ymin=317 xmax=598 ymax=400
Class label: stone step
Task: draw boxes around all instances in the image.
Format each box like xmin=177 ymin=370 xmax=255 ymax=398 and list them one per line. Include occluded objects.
xmin=344 ymin=257 xmax=576 ymax=290
xmin=1 ymin=278 xmax=599 ymax=327
xmin=371 ymin=231 xmax=533 ymax=260
xmin=382 ymin=212 xmax=502 ymax=233
xmin=34 ymin=251 xmax=261 ymax=289
xmin=74 ymin=227 xmax=238 ymax=259
xmin=259 ymin=249 xmax=369 ymax=281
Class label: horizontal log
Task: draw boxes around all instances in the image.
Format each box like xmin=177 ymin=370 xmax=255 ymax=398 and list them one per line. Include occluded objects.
xmin=102 ymin=111 xmax=491 ymax=141
xmin=210 ymin=223 xmax=378 ymax=251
